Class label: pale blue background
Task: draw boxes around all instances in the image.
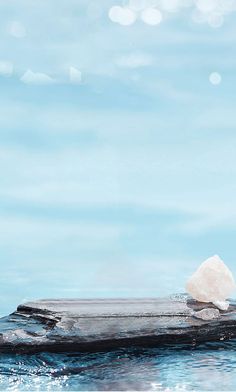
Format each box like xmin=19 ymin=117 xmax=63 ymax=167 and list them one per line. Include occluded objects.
xmin=0 ymin=0 xmax=236 ymax=315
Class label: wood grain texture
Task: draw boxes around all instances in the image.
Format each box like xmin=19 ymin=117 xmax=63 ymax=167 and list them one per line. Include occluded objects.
xmin=0 ymin=295 xmax=236 ymax=353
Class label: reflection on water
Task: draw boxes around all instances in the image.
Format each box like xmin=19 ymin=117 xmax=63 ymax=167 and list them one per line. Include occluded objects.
xmin=1 ymin=341 xmax=236 ymax=391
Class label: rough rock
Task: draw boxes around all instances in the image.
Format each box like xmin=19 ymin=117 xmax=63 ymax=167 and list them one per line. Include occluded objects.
xmin=193 ymin=308 xmax=220 ymax=321
xmin=0 ymin=296 xmax=236 ymax=353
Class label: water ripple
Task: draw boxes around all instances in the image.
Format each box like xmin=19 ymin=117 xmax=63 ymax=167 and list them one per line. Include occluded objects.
xmin=1 ymin=341 xmax=236 ymax=390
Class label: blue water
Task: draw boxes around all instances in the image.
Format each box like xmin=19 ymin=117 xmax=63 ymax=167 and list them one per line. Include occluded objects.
xmin=1 ymin=342 xmax=236 ymax=391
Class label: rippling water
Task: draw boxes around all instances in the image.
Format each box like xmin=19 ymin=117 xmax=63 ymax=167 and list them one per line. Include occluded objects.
xmin=1 ymin=341 xmax=236 ymax=391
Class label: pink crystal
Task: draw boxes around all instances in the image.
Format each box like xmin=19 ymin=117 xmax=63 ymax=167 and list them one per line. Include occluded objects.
xmin=186 ymin=255 xmax=236 ymax=306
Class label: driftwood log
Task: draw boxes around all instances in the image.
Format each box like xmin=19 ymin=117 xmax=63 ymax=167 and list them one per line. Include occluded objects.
xmin=0 ymin=295 xmax=236 ymax=353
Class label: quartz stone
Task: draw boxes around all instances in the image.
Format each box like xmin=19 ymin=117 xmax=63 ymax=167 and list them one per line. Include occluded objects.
xmin=193 ymin=308 xmax=220 ymax=321
xmin=212 ymin=300 xmax=229 ymax=311
xmin=186 ymin=255 xmax=236 ymax=307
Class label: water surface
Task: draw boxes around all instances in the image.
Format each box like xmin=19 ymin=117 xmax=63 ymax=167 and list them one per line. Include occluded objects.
xmin=1 ymin=341 xmax=236 ymax=391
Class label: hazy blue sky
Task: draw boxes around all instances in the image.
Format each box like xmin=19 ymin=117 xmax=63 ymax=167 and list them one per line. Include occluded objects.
xmin=0 ymin=0 xmax=236 ymax=314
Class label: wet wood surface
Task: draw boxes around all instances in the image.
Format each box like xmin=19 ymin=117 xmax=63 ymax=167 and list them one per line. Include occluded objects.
xmin=0 ymin=295 xmax=236 ymax=353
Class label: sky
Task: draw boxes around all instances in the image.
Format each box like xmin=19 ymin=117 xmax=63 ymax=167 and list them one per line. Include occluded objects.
xmin=0 ymin=0 xmax=236 ymax=314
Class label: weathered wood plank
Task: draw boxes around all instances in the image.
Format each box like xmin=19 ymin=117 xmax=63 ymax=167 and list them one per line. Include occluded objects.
xmin=0 ymin=295 xmax=236 ymax=353
xmin=17 ymin=297 xmax=194 ymax=317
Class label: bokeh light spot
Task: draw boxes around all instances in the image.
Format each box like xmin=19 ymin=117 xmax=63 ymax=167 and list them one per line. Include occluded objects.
xmin=209 ymin=72 xmax=222 ymax=85
xmin=196 ymin=0 xmax=218 ymax=13
xmin=141 ymin=8 xmax=162 ymax=25
xmin=108 ymin=6 xmax=136 ymax=25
